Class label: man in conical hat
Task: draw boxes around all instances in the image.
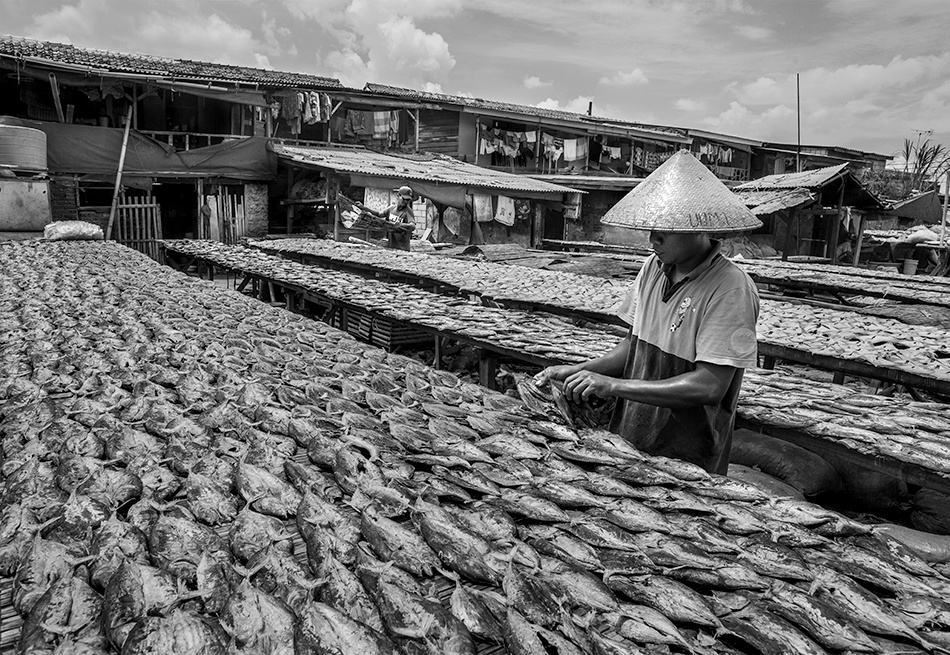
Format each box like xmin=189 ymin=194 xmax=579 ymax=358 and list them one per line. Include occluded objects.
xmin=536 ymin=151 xmax=761 ymax=475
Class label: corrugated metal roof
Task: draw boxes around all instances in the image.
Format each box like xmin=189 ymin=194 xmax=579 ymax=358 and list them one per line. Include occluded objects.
xmin=0 ymin=35 xmax=343 ymax=89
xmin=363 ymin=83 xmax=690 ymax=143
xmin=733 ymin=164 xmax=849 ymax=190
xmin=734 ymin=188 xmax=816 ymax=215
xmin=273 ymin=144 xmax=582 ymax=195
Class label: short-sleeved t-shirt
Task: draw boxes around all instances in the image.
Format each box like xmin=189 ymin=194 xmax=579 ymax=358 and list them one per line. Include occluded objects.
xmin=609 ymin=241 xmax=759 ymax=474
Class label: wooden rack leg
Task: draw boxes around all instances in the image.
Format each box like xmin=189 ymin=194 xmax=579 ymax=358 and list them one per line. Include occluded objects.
xmin=285 ymin=292 xmax=296 ymax=312
xmin=832 ymin=371 xmax=845 ymax=385
xmin=434 ymin=337 xmax=444 ymax=369
xmin=762 ymin=356 xmax=776 ymax=370
xmin=237 ymin=274 xmax=253 ymax=292
xmin=478 ymin=350 xmax=498 ymax=389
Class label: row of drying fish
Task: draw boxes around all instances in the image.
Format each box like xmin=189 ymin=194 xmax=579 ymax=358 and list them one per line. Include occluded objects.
xmin=1 ymin=241 xmax=950 ymax=655
xmin=243 ymin=238 xmax=950 ymax=384
xmin=162 ymin=239 xmax=950 ymax=479
xmin=163 ymin=240 xmax=616 ymax=363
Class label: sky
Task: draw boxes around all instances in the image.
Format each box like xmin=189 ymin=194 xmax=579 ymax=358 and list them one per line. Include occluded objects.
xmin=2 ymin=0 xmax=948 ymax=158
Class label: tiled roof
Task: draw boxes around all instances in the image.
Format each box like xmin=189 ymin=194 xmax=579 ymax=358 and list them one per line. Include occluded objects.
xmin=0 ymin=35 xmax=343 ymax=89
xmin=733 ymin=164 xmax=849 ymax=190
xmin=272 ymin=144 xmax=582 ymax=195
xmin=363 ymin=83 xmax=690 ymax=142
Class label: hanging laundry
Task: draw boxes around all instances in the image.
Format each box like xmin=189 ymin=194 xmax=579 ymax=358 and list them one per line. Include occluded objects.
xmin=494 ymin=195 xmax=515 ymax=226
xmin=541 ymin=133 xmax=555 ymax=145
xmin=302 ymin=94 xmax=314 ymax=124
xmin=524 ymin=131 xmax=537 ymax=144
xmin=269 ymin=101 xmax=281 ymax=120
xmin=372 ymin=111 xmax=389 ymax=138
xmin=563 ymin=139 xmax=578 ymax=161
xmin=472 ymin=194 xmax=494 ymax=223
xmin=319 ymin=93 xmax=333 ymax=122
xmin=441 ymin=207 xmax=462 ymax=236
xmin=575 ymin=138 xmax=588 ymax=161
xmin=608 ymin=146 xmax=623 ymax=160
xmin=389 ymin=110 xmax=400 ymax=143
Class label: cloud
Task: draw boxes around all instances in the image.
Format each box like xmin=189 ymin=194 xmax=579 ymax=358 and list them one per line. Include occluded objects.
xmin=23 ymin=1 xmax=281 ymax=69
xmin=537 ymin=95 xmax=596 ymax=116
xmin=734 ymin=25 xmax=772 ymax=40
xmin=702 ymin=52 xmax=950 ymax=150
xmin=288 ymin=0 xmax=459 ymax=88
xmin=730 ymin=53 xmax=950 ymax=107
xmin=325 ymin=15 xmax=455 ymax=88
xmin=598 ymin=69 xmax=649 ymax=86
xmin=523 ymin=75 xmax=552 ymax=89
xmin=422 ymin=82 xmax=445 ymax=94
xmin=676 ymin=98 xmax=706 ymax=112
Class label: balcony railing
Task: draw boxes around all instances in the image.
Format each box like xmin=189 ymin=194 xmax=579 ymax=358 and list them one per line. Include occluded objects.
xmin=138 ymin=131 xmax=328 ymax=151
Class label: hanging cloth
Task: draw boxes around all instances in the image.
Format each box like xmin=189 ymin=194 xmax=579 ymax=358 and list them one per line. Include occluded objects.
xmin=563 ymin=139 xmax=578 ymax=161
xmin=494 ymin=195 xmax=515 ymax=226
xmin=575 ymin=138 xmax=589 ymax=161
xmin=373 ymin=112 xmax=390 ymax=138
xmin=442 ymin=206 xmax=462 ymax=236
xmin=472 ymin=194 xmax=494 ymax=223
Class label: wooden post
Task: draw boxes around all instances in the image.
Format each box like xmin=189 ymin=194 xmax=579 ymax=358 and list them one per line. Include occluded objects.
xmin=940 ymin=170 xmax=950 ymax=250
xmin=533 ymin=204 xmax=544 ymax=248
xmin=197 ymin=179 xmax=205 ymax=239
xmin=478 ymin=351 xmax=498 ymax=390
xmin=48 ymin=73 xmax=65 ymax=122
xmin=852 ymin=211 xmax=866 ymax=267
xmin=106 ymin=104 xmax=134 ymax=240
xmin=628 ymin=139 xmax=636 ymax=176
xmin=286 ymin=167 xmax=295 ymax=234
xmin=414 ymin=109 xmax=420 ymax=152
xmin=829 ymin=173 xmax=846 ymax=264
xmin=474 ymin=118 xmax=480 ymax=164
xmin=782 ymin=206 xmax=798 ymax=261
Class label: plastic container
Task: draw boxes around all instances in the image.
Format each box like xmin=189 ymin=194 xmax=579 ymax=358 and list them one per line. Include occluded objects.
xmin=902 ymin=258 xmax=918 ymax=275
xmin=0 ymin=124 xmax=47 ymax=171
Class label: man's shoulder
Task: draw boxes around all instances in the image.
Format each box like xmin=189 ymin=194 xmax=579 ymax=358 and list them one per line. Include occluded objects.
xmin=709 ymin=256 xmax=757 ymax=291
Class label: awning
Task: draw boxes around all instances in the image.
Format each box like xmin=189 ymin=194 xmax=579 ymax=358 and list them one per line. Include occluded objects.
xmin=9 ymin=118 xmax=276 ymax=180
xmin=274 ymin=143 xmax=582 ymax=208
xmin=734 ymin=188 xmax=816 ymax=215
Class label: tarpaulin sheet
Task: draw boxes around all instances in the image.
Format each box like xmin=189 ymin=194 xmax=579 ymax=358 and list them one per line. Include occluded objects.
xmin=11 ymin=119 xmax=276 ymax=180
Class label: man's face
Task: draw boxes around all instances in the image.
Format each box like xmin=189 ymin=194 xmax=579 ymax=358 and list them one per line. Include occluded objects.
xmin=649 ymin=231 xmax=709 ymax=266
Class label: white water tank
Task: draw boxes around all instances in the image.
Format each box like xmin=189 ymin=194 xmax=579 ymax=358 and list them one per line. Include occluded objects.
xmin=0 ymin=124 xmax=47 ymax=171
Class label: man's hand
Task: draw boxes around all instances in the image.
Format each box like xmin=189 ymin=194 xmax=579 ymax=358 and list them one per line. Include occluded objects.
xmin=534 ymin=364 xmax=580 ymax=387
xmin=563 ymin=370 xmax=616 ymax=403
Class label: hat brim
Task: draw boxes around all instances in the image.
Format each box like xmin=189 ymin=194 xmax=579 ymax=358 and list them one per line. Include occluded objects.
xmin=602 ymin=150 xmax=762 ymax=233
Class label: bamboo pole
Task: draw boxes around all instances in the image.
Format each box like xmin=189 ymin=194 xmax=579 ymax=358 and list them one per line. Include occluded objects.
xmin=940 ymin=170 xmax=949 ymax=250
xmin=106 ymin=104 xmax=134 ymax=240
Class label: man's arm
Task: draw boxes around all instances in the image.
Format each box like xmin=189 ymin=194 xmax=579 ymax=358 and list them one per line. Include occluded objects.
xmin=355 ymin=202 xmax=391 ymax=218
xmin=563 ymin=361 xmax=737 ymax=408
xmin=535 ymin=336 xmax=631 ymax=386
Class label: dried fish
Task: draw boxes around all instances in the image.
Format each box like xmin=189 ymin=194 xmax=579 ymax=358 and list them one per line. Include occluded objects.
xmin=121 ymin=610 xmax=227 ymax=655
xmin=296 ymin=601 xmax=395 ymax=655
xmin=219 ymin=580 xmax=296 ymax=655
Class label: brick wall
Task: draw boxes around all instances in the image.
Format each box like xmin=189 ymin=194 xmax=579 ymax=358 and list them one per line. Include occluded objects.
xmin=49 ymin=175 xmax=79 ymax=222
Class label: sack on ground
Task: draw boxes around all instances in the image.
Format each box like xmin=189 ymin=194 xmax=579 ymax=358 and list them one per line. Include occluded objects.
xmin=730 ymin=429 xmax=841 ymax=497
xmin=874 ymin=523 xmax=950 ymax=563
xmin=912 ymin=489 xmax=950 ymax=536
xmin=727 ymin=464 xmax=804 ymax=500
xmin=43 ymin=220 xmax=104 ymax=241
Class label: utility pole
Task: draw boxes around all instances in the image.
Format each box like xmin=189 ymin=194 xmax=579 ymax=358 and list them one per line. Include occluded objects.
xmin=796 ymin=73 xmax=801 ymax=173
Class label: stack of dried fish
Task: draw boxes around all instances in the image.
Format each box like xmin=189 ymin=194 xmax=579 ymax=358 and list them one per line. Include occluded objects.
xmin=161 ymin=240 xmax=950 ymax=483
xmin=245 ymin=238 xmax=950 ymax=386
xmin=163 ymin=240 xmax=616 ymax=363
xmin=5 ymin=240 xmax=950 ymax=655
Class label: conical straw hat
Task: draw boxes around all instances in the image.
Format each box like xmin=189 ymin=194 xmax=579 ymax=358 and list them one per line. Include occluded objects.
xmin=602 ymin=150 xmax=762 ymax=233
